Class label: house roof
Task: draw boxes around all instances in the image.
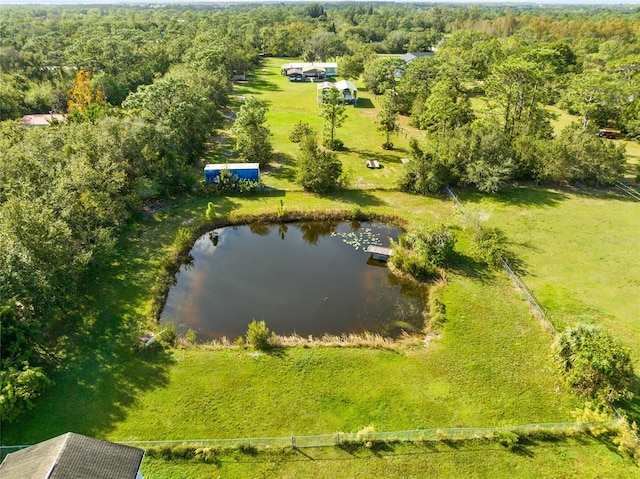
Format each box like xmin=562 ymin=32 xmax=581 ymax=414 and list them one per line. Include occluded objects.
xmin=316 ymin=81 xmax=357 ymax=93
xmin=335 ymin=80 xmax=357 ymax=92
xmin=0 ymin=433 xmax=145 ymax=479
xmin=205 ymin=163 xmax=260 ymax=171
xmin=400 ymin=51 xmax=434 ymax=63
xmin=21 ymin=114 xmax=66 ymax=126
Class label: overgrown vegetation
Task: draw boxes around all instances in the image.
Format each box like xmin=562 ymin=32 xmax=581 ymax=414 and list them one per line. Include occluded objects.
xmin=554 ymin=323 xmax=635 ymax=404
xmin=391 ymin=224 xmax=457 ymax=280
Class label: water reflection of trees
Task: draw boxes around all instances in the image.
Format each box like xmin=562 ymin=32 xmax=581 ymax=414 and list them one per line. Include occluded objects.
xmin=249 ymin=222 xmax=270 ymax=236
xmin=299 ymin=221 xmax=339 ymax=244
xmin=278 ymin=223 xmax=288 ymax=240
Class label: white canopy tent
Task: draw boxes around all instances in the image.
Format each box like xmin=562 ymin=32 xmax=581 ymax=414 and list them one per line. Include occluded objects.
xmin=316 ymin=80 xmax=358 ymax=105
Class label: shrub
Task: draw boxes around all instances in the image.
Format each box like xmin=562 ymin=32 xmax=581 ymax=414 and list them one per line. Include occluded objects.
xmin=494 ymin=430 xmax=519 ymax=450
xmin=185 ymin=329 xmax=197 ymax=344
xmin=246 ymin=320 xmax=271 ymax=350
xmin=158 ymin=323 xmax=178 ymax=348
xmin=0 ymin=365 xmax=53 ymax=423
xmin=323 ymin=138 xmax=344 ymax=151
xmin=474 ymin=227 xmax=509 ymax=267
xmin=205 ymin=202 xmax=215 ymax=221
xmin=554 ymin=324 xmax=634 ymax=404
xmin=289 ymin=121 xmax=314 ymax=143
xmin=391 ymin=224 xmax=457 ymax=280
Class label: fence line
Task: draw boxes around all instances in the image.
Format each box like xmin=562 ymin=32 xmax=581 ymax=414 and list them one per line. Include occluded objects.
xmin=615 ymin=181 xmax=640 ymax=201
xmin=445 ymin=186 xmax=555 ymax=335
xmin=0 ymin=421 xmax=618 ymax=454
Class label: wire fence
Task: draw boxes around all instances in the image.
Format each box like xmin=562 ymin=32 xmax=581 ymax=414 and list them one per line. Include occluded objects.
xmin=123 ymin=421 xmax=621 ymax=450
xmin=445 ymin=186 xmax=555 ymax=336
xmin=1 ymin=421 xmax=618 ymax=454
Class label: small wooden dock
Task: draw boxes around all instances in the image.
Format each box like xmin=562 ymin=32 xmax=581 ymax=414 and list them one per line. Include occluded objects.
xmin=366 ymin=245 xmax=394 ymax=261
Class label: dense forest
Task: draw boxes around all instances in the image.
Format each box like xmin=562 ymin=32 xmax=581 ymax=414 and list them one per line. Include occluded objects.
xmin=0 ymin=2 xmax=638 ymax=421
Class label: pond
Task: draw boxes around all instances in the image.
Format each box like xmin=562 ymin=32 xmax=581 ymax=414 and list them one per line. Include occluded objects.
xmin=160 ymin=221 xmax=427 ymax=342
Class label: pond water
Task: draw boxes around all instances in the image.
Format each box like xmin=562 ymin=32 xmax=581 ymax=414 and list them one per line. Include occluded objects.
xmin=160 ymin=221 xmax=427 ymax=342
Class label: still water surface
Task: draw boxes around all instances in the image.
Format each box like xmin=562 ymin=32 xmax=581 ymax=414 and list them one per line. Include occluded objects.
xmin=160 ymin=221 xmax=426 ymax=342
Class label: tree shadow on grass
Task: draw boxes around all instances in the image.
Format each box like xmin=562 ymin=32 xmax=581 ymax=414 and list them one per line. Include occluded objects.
xmin=448 ymin=251 xmax=498 ymax=284
xmin=263 ymin=152 xmax=297 ymax=183
xmin=346 ymin=148 xmax=407 ymax=166
xmin=455 ymin=186 xmax=568 ymax=208
xmin=355 ymin=98 xmax=375 ymax=109
xmin=324 ymin=189 xmax=388 ymax=208
xmin=233 ymin=73 xmax=281 ymax=95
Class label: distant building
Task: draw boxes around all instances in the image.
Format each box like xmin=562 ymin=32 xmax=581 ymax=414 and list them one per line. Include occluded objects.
xmin=21 ymin=113 xmax=66 ymax=127
xmin=281 ymin=62 xmax=337 ymax=77
xmin=396 ymin=52 xmax=435 ymax=78
xmin=204 ymin=163 xmax=261 ymax=183
xmin=400 ymin=51 xmax=435 ymax=64
xmin=0 ymin=432 xmax=145 ymax=479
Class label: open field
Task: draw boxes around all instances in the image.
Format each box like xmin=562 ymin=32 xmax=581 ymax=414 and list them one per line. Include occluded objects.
xmin=0 ymin=192 xmax=578 ymax=446
xmin=233 ymin=58 xmax=419 ymax=190
xmin=455 ymin=187 xmax=640 ymax=362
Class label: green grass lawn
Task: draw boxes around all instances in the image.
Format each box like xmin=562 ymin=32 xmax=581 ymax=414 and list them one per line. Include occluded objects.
xmin=140 ymin=437 xmax=634 ymax=479
xmin=455 ymin=187 xmax=640 ymax=364
xmin=233 ymin=58 xmax=419 ymax=190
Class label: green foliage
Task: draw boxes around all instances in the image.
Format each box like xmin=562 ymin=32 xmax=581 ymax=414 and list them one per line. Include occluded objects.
xmin=296 ymin=134 xmax=343 ymax=193
xmin=159 ymin=323 xmax=179 ymax=348
xmin=201 ymin=170 xmax=263 ymax=195
xmin=231 ymin=97 xmax=273 ymax=168
xmin=494 ymin=430 xmax=520 ymax=450
xmin=391 ymin=224 xmax=456 ymax=280
xmin=399 ymin=224 xmax=457 ymax=267
xmin=289 ymin=122 xmax=314 ymax=143
xmin=363 ymin=56 xmax=404 ymax=95
xmin=376 ymin=90 xmax=399 ymax=149
xmin=554 ymin=324 xmax=634 ymax=404
xmin=0 ymin=364 xmax=53 ymax=423
xmin=246 ymin=320 xmax=271 ymax=350
xmin=474 ymin=228 xmax=509 ymax=268
xmin=205 ymin=202 xmax=216 ymax=221
xmin=185 ymin=329 xmax=197 ymax=345
xmin=319 ymin=87 xmax=347 ymax=149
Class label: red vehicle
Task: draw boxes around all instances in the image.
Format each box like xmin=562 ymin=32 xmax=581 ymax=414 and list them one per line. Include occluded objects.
xmin=598 ymin=129 xmax=620 ymax=139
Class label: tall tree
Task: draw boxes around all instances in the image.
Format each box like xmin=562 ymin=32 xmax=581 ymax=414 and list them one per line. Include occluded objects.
xmin=376 ymin=90 xmax=399 ymax=149
xmin=231 ymin=96 xmax=273 ymax=168
xmin=363 ymin=56 xmax=404 ymax=95
xmin=484 ymin=57 xmax=551 ymax=138
xmin=415 ymin=79 xmax=474 ymax=135
xmin=319 ymin=87 xmax=347 ymax=150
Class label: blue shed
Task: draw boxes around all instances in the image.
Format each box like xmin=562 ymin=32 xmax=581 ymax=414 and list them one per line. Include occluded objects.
xmin=204 ymin=163 xmax=260 ymax=183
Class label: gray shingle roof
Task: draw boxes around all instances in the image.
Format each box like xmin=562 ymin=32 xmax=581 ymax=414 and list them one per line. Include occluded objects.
xmin=0 ymin=433 xmax=144 ymax=479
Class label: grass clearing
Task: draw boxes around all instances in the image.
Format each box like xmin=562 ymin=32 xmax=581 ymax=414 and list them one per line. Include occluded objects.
xmin=233 ymin=58 xmax=418 ymax=190
xmin=455 ymin=187 xmax=640 ymax=365
xmin=1 ymin=191 xmax=577 ymax=448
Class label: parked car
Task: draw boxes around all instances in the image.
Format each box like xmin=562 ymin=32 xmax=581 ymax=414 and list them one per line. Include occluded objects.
xmin=598 ymin=128 xmax=621 ymax=139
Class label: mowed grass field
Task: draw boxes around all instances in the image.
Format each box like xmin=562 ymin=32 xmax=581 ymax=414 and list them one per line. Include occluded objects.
xmin=234 ymin=57 xmax=420 ymax=190
xmin=456 ymin=187 xmax=640 ymax=365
